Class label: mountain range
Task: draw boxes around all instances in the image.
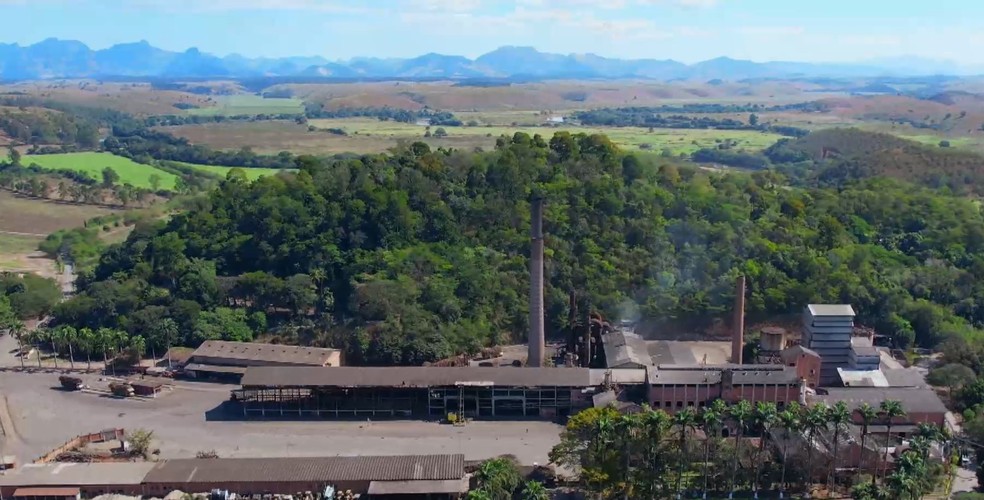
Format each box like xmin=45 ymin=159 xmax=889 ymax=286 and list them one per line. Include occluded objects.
xmin=0 ymin=38 xmax=977 ymax=81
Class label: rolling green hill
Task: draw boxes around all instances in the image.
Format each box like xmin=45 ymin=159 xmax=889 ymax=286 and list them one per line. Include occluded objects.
xmin=23 ymin=152 xmax=178 ymax=190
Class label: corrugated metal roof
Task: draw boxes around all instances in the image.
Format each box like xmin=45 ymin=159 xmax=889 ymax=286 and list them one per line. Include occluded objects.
xmin=241 ymin=366 xmax=592 ymax=388
xmin=0 ymin=463 xmax=156 ymax=487
xmin=189 ymin=341 xmax=341 ymax=367
xmin=142 ymin=455 xmax=464 ymax=484
xmin=731 ymin=367 xmax=801 ymax=385
xmin=646 ymin=367 xmax=722 ymax=385
xmin=601 ymin=331 xmax=652 ymax=368
xmin=13 ymin=487 xmax=80 ymax=497
xmin=815 ymin=388 xmax=947 ymax=414
xmin=881 ymin=368 xmax=927 ymax=388
xmin=589 ymin=368 xmax=647 ymax=385
xmin=184 ymin=363 xmax=247 ymax=375
xmin=837 ymin=368 xmax=890 ymax=388
xmin=807 ymin=304 xmax=856 ymax=317
xmin=367 ymin=479 xmax=468 ymax=495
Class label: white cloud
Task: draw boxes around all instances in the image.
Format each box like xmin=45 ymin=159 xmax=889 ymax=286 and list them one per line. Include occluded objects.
xmin=635 ymin=0 xmax=721 ymax=8
xmin=736 ymin=26 xmax=806 ymax=37
xmin=411 ymin=0 xmax=484 ymax=13
xmin=130 ymin=0 xmax=370 ymax=13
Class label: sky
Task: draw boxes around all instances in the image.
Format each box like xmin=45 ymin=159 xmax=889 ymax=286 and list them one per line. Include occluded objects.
xmin=4 ymin=0 xmax=984 ymax=64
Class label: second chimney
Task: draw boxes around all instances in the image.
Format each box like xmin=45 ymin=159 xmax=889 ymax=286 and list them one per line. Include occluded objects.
xmin=732 ymin=275 xmax=746 ymax=364
xmin=528 ymin=196 xmax=545 ymax=367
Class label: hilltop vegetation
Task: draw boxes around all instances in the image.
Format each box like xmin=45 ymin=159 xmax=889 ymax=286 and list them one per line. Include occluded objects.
xmin=49 ymin=131 xmax=984 ymax=364
xmin=766 ymin=128 xmax=984 ymax=195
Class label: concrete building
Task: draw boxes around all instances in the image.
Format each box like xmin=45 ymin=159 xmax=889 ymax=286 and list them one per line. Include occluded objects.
xmin=780 ymin=345 xmax=821 ymax=389
xmin=0 ymin=462 xmax=156 ymax=498
xmin=183 ymin=341 xmax=342 ymax=381
xmin=802 ymin=304 xmax=855 ymax=385
xmin=234 ymin=366 xmax=598 ymax=419
xmin=849 ymin=337 xmax=881 ymax=371
xmin=647 ymin=365 xmax=804 ymax=413
xmin=141 ymin=455 xmax=467 ymax=498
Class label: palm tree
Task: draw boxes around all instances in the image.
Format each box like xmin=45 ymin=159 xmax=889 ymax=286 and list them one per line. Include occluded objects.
xmin=752 ymin=401 xmax=778 ymax=498
xmin=827 ymin=401 xmax=851 ymax=490
xmin=10 ymin=321 xmax=26 ymax=369
xmin=673 ymin=408 xmax=698 ymax=498
xmin=856 ymin=403 xmax=878 ymax=482
xmin=637 ymin=407 xmax=672 ymax=497
xmin=878 ymin=400 xmax=906 ymax=480
xmin=520 ymin=480 xmax=549 ymax=500
xmin=96 ymin=327 xmax=114 ymax=375
xmin=776 ymin=402 xmax=801 ymax=499
xmin=153 ymin=319 xmax=178 ymax=368
xmin=728 ymin=400 xmax=753 ymax=499
xmin=78 ymin=327 xmax=95 ymax=370
xmin=614 ymin=412 xmax=642 ymax=499
xmin=912 ymin=423 xmax=942 ymax=463
xmin=475 ymin=456 xmax=521 ymax=499
xmin=803 ymin=402 xmax=830 ymax=492
xmin=59 ymin=326 xmax=77 ymax=370
xmin=128 ymin=335 xmax=146 ymax=366
xmin=700 ymin=400 xmax=726 ymax=499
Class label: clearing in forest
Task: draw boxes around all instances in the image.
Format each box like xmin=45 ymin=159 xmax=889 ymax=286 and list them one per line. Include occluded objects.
xmin=22 ymin=152 xmax=178 ymax=190
xmin=173 ymin=162 xmax=290 ymax=181
xmin=186 ymin=95 xmax=305 ymax=116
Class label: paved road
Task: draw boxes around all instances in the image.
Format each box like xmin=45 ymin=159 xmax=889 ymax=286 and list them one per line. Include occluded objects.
xmin=952 ymin=466 xmax=979 ymax=496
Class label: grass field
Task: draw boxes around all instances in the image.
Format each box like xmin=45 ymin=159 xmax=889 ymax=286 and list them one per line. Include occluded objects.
xmin=186 ymin=95 xmax=305 ymax=116
xmin=173 ymin=162 xmax=291 ymax=180
xmin=23 ymin=152 xmax=179 ymax=190
xmin=162 ymin=119 xmax=787 ymax=156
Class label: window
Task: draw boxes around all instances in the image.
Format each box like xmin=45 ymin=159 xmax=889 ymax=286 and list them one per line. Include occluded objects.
xmin=676 ymin=401 xmax=683 ymax=408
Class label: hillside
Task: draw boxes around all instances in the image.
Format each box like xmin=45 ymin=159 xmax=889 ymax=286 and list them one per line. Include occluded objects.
xmin=769 ymin=128 xmax=984 ymax=195
xmin=51 ymin=132 xmax=984 ymax=365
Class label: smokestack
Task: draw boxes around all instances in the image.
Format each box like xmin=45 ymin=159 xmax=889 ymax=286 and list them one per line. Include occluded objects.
xmin=732 ymin=275 xmax=746 ymax=364
xmin=528 ymin=195 xmax=545 ymax=367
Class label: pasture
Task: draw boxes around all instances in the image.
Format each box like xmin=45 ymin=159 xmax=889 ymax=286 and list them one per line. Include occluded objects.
xmin=0 ymin=190 xmax=121 ymax=273
xmin=162 ymin=119 xmax=787 ymax=156
xmin=186 ymin=95 xmax=305 ymax=116
xmin=22 ymin=152 xmax=179 ymax=190
xmin=173 ymin=162 xmax=290 ymax=181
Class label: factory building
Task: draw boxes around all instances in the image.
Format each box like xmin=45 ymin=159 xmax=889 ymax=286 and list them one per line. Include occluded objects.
xmin=848 ymin=337 xmax=881 ymax=371
xmin=183 ymin=341 xmax=342 ymax=382
xmin=646 ymin=365 xmax=804 ymax=413
xmin=780 ymin=345 xmax=822 ymax=389
xmin=0 ymin=456 xmax=468 ymax=499
xmin=233 ymin=366 xmax=597 ymax=419
xmin=813 ymin=387 xmax=948 ymax=435
xmin=802 ymin=304 xmax=856 ymax=385
xmin=0 ymin=463 xmax=156 ymax=499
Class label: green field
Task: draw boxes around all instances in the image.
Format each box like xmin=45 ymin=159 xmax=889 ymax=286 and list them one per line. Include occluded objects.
xmin=308 ymin=118 xmax=786 ymax=154
xmin=174 ymin=162 xmax=291 ymax=181
xmin=187 ymin=95 xmax=305 ymax=116
xmin=23 ymin=152 xmax=178 ymax=190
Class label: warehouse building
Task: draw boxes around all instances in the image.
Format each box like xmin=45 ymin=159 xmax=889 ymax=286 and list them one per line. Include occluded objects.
xmin=647 ymin=364 xmax=804 ymax=413
xmin=183 ymin=341 xmax=342 ymax=381
xmin=234 ymin=366 xmax=597 ymax=419
xmin=813 ymin=387 xmax=948 ymax=434
xmin=0 ymin=462 xmax=156 ymax=498
xmin=141 ymin=455 xmax=467 ymax=498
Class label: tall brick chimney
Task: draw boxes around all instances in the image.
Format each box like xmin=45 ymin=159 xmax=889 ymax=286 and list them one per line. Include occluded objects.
xmin=528 ymin=195 xmax=545 ymax=367
xmin=732 ymin=275 xmax=746 ymax=364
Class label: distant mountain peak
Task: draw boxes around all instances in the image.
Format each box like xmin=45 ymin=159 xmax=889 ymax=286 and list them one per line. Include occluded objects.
xmin=0 ymin=38 xmax=975 ymax=80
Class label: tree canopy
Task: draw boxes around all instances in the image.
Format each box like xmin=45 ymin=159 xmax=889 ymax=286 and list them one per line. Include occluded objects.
xmin=51 ymin=130 xmax=984 ymax=364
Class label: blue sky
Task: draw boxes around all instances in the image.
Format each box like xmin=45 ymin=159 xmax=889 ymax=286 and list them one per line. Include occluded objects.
xmin=4 ymin=0 xmax=983 ymax=64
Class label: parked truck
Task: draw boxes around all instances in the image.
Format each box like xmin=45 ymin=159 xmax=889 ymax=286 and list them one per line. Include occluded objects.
xmin=58 ymin=375 xmax=84 ymax=391
xmin=109 ymin=382 xmax=135 ymax=398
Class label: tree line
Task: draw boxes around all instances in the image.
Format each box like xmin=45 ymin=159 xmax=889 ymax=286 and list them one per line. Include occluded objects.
xmin=551 ymin=401 xmax=946 ymax=499
xmin=302 ymin=104 xmax=462 ymax=125
xmin=571 ymin=108 xmax=810 ymax=137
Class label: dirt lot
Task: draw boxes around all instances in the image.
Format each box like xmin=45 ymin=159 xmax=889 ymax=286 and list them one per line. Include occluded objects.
xmin=0 ymin=337 xmax=562 ymax=466
xmin=0 ymin=190 xmax=119 ymax=235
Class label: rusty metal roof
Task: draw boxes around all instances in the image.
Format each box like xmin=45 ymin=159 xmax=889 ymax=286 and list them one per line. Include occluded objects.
xmin=240 ymin=366 xmax=592 ymax=388
xmin=142 ymin=455 xmax=465 ymax=484
xmin=13 ymin=487 xmax=80 ymax=497
xmin=189 ymin=341 xmax=341 ymax=367
xmin=0 ymin=463 xmax=156 ymax=487
xmin=367 ymin=479 xmax=468 ymax=495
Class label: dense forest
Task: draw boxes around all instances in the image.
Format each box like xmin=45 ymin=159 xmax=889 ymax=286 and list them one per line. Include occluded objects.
xmin=0 ymin=108 xmax=100 ymax=147
xmin=766 ymin=128 xmax=984 ymax=195
xmin=104 ymin=127 xmax=297 ymax=169
xmin=46 ymin=129 xmax=984 ymax=365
